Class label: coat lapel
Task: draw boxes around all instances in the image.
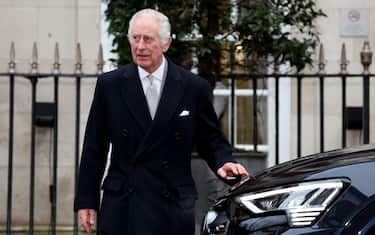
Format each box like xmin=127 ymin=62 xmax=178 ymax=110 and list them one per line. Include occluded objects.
xmin=120 ymin=64 xmax=152 ymax=133
xmin=153 ymin=60 xmax=186 ymax=130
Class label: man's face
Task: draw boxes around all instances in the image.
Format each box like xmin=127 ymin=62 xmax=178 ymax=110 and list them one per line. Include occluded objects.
xmin=129 ymin=16 xmax=171 ymax=73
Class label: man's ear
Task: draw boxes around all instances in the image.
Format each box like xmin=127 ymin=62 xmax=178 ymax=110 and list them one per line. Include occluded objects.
xmin=163 ymin=37 xmax=172 ymax=52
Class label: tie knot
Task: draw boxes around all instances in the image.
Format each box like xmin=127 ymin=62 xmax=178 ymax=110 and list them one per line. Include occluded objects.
xmin=147 ymin=74 xmax=154 ymax=85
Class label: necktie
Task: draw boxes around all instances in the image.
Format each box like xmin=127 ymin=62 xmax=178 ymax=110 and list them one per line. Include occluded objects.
xmin=146 ymin=75 xmax=158 ymax=119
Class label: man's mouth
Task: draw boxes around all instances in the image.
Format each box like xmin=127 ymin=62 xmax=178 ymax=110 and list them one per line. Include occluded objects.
xmin=137 ymin=54 xmax=150 ymax=58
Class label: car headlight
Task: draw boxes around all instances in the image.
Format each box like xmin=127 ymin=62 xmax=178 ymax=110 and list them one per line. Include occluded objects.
xmin=236 ymin=179 xmax=347 ymax=226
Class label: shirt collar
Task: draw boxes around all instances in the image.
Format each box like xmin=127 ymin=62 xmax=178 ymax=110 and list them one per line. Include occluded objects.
xmin=138 ymin=56 xmax=166 ymax=82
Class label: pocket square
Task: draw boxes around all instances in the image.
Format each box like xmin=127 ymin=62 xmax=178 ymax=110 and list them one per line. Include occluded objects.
xmin=179 ymin=110 xmax=190 ymax=117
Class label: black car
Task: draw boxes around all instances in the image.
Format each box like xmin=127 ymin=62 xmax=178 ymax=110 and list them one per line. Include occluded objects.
xmin=201 ymin=145 xmax=375 ymax=235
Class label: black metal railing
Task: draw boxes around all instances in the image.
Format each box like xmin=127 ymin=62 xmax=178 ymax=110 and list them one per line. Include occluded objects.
xmin=0 ymin=40 xmax=373 ymax=234
xmin=1 ymin=42 xmax=101 ymax=235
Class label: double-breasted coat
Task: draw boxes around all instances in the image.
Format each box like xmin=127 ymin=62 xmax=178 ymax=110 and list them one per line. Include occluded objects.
xmin=74 ymin=59 xmax=234 ymax=235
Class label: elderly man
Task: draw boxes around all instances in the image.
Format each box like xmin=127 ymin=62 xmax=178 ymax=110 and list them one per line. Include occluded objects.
xmin=74 ymin=8 xmax=248 ymax=235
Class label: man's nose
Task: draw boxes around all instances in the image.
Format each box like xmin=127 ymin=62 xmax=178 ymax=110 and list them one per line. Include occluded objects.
xmin=137 ymin=38 xmax=146 ymax=49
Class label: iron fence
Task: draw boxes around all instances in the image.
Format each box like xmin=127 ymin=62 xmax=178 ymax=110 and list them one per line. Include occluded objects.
xmin=0 ymin=40 xmax=374 ymax=234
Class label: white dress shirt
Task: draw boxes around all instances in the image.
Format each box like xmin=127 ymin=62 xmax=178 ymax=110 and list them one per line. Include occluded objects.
xmin=138 ymin=56 xmax=166 ymax=99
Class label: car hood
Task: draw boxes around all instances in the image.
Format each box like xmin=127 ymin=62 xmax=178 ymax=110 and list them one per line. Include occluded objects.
xmin=229 ymin=144 xmax=375 ymax=196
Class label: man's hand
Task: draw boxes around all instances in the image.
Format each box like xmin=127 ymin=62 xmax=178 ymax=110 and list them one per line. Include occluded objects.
xmin=217 ymin=162 xmax=249 ymax=178
xmin=78 ymin=209 xmax=96 ymax=233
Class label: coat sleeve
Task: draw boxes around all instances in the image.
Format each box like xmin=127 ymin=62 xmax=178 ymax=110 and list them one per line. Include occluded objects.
xmin=195 ymin=79 xmax=236 ymax=173
xmin=74 ymin=76 xmax=110 ymax=211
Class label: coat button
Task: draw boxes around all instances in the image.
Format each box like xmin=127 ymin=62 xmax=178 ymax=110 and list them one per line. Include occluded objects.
xmin=121 ymin=129 xmax=129 ymax=137
xmin=174 ymin=132 xmax=181 ymax=141
xmin=162 ymin=161 xmax=169 ymax=169
xmin=163 ymin=190 xmax=171 ymax=198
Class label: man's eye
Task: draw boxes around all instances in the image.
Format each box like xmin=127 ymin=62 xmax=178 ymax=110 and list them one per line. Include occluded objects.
xmin=132 ymin=35 xmax=140 ymax=41
xmin=143 ymin=36 xmax=153 ymax=42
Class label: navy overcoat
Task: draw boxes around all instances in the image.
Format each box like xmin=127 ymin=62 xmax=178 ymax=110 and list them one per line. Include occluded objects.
xmin=74 ymin=59 xmax=234 ymax=235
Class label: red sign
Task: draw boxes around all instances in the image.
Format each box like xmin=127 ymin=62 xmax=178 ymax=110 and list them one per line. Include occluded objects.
xmin=348 ymin=9 xmax=361 ymax=22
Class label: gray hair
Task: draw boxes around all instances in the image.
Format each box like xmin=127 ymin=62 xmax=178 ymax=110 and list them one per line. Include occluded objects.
xmin=127 ymin=9 xmax=171 ymax=45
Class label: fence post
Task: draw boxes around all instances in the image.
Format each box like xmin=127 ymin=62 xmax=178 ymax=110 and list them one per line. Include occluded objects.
xmin=252 ymin=76 xmax=258 ymax=152
xmin=229 ymin=43 xmax=236 ymax=146
xmin=50 ymin=42 xmax=61 ymax=235
xmin=97 ymin=44 xmax=104 ymax=75
xmin=297 ymin=75 xmax=302 ymax=158
xmin=6 ymin=41 xmax=16 ymax=235
xmin=318 ymin=44 xmax=326 ymax=152
xmin=274 ymin=65 xmax=279 ymax=165
xmin=28 ymin=42 xmax=39 ymax=235
xmin=360 ymin=41 xmax=372 ymax=144
xmin=73 ymin=43 xmax=83 ymax=235
xmin=340 ymin=43 xmax=348 ymax=148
